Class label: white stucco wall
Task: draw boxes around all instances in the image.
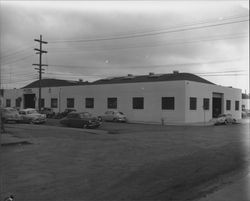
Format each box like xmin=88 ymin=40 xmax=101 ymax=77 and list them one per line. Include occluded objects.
xmin=50 ymin=81 xmax=186 ymax=124
xmin=2 ymin=80 xmax=241 ymax=124
xmin=184 ymin=81 xmax=241 ymax=122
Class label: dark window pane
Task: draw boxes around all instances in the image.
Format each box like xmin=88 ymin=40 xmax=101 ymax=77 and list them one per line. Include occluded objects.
xmin=85 ymin=98 xmax=94 ymax=108
xmin=67 ymin=98 xmax=74 ymax=108
xmin=133 ymin=97 xmax=144 ymax=109
xmin=162 ymin=97 xmax=175 ymax=110
xmin=6 ymin=99 xmax=11 ymax=107
xmin=235 ymin=101 xmax=239 ymax=111
xmin=107 ymin=98 xmax=117 ymax=109
xmin=190 ymin=97 xmax=197 ymax=110
xmin=203 ymin=98 xmax=209 ymax=110
xmin=40 ymin=99 xmax=45 ymax=108
xmin=226 ymin=100 xmax=231 ymax=110
xmin=15 ymin=98 xmax=21 ymax=107
xmin=51 ymin=98 xmax=58 ymax=108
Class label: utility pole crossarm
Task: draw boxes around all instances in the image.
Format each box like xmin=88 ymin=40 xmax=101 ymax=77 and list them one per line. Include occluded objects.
xmin=32 ymin=64 xmax=48 ymax=66
xmin=34 ymin=39 xmax=48 ymax=44
xmin=34 ymin=48 xmax=48 ymax=53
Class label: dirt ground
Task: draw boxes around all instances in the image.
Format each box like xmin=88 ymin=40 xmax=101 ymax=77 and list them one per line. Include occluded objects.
xmin=1 ymin=121 xmax=249 ymax=201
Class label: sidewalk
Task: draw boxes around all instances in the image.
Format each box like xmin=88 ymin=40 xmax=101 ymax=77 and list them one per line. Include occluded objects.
xmin=198 ymin=173 xmax=250 ymax=201
xmin=1 ymin=133 xmax=31 ymax=146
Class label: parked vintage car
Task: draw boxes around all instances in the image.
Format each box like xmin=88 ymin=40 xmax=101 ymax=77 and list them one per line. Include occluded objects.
xmin=0 ymin=107 xmax=22 ymax=123
xmin=99 ymin=110 xmax=127 ymax=122
xmin=60 ymin=112 xmax=101 ymax=128
xmin=40 ymin=107 xmax=55 ymax=118
xmin=55 ymin=108 xmax=77 ymax=119
xmin=214 ymin=114 xmax=236 ymax=125
xmin=19 ymin=108 xmax=46 ymax=124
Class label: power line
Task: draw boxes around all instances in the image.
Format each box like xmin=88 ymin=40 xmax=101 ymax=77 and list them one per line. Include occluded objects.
xmin=1 ymin=54 xmax=34 ymax=66
xmin=48 ymin=34 xmax=248 ymax=54
xmin=49 ymin=18 xmax=249 ymax=43
xmin=47 ymin=58 xmax=247 ymax=70
xmin=0 ymin=46 xmax=33 ymax=59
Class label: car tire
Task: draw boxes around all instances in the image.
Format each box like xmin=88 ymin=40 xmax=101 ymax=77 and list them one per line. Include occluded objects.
xmin=83 ymin=123 xmax=88 ymax=129
xmin=113 ymin=118 xmax=118 ymax=122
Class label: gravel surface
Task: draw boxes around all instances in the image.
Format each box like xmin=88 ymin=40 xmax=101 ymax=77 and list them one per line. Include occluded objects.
xmin=1 ymin=121 xmax=249 ymax=201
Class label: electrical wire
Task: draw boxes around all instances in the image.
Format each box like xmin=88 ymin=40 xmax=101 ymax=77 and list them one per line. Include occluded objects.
xmin=49 ymin=17 xmax=249 ymax=43
xmin=0 ymin=45 xmax=33 ymax=59
xmin=1 ymin=54 xmax=34 ymax=66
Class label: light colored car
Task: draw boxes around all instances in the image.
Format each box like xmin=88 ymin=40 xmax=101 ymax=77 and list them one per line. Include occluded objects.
xmin=214 ymin=114 xmax=236 ymax=125
xmin=19 ymin=108 xmax=46 ymax=124
xmin=99 ymin=110 xmax=127 ymax=122
xmin=1 ymin=107 xmax=22 ymax=123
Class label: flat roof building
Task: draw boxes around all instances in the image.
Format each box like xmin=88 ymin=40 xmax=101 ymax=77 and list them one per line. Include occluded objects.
xmin=2 ymin=72 xmax=242 ymax=124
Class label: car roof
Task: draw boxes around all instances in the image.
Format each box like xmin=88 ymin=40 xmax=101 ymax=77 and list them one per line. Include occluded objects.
xmin=20 ymin=108 xmax=36 ymax=111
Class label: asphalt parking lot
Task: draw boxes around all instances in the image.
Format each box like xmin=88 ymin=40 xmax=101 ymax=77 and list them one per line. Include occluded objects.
xmin=1 ymin=120 xmax=249 ymax=201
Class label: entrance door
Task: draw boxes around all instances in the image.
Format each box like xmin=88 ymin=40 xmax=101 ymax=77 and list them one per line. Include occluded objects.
xmin=24 ymin=94 xmax=35 ymax=108
xmin=212 ymin=97 xmax=222 ymax=118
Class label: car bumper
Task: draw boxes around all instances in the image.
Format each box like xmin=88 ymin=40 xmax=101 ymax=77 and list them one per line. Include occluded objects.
xmin=87 ymin=122 xmax=101 ymax=128
xmin=5 ymin=117 xmax=22 ymax=122
xmin=32 ymin=118 xmax=46 ymax=123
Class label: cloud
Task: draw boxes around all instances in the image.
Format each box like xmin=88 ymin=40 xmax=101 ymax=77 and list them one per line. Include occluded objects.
xmin=0 ymin=1 xmax=249 ymax=91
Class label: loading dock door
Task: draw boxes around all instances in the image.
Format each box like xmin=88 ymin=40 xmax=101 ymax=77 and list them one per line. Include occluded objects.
xmin=24 ymin=94 xmax=35 ymax=108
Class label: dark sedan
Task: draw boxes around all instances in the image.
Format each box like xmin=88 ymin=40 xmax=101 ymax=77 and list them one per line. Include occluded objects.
xmin=60 ymin=112 xmax=101 ymax=129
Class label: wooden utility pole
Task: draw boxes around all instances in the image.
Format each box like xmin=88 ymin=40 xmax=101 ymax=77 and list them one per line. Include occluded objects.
xmin=33 ymin=35 xmax=48 ymax=112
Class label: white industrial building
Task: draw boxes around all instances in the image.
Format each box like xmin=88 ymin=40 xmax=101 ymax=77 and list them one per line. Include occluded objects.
xmin=2 ymin=72 xmax=242 ymax=124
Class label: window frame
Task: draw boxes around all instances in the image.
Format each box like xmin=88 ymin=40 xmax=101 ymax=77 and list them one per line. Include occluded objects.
xmin=51 ymin=98 xmax=58 ymax=108
xmin=6 ymin=99 xmax=11 ymax=107
xmin=162 ymin=97 xmax=175 ymax=110
xmin=132 ymin=97 xmax=144 ymax=109
xmin=189 ymin=97 xmax=197 ymax=110
xmin=226 ymin=100 xmax=231 ymax=110
xmin=67 ymin=98 xmax=75 ymax=108
xmin=85 ymin=98 xmax=94 ymax=109
xmin=235 ymin=100 xmax=239 ymax=111
xmin=107 ymin=97 xmax=117 ymax=109
xmin=203 ymin=98 xmax=209 ymax=110
xmin=15 ymin=98 xmax=21 ymax=107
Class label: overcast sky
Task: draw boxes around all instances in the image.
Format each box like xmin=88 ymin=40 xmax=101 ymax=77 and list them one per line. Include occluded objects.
xmin=0 ymin=1 xmax=249 ymax=92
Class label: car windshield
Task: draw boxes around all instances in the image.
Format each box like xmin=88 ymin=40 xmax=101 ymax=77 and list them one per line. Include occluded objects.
xmin=27 ymin=110 xmax=38 ymax=114
xmin=80 ymin=113 xmax=91 ymax=118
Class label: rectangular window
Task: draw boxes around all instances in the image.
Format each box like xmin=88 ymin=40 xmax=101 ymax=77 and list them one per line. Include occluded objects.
xmin=107 ymin=97 xmax=117 ymax=109
xmin=51 ymin=98 xmax=58 ymax=108
xmin=40 ymin=98 xmax=45 ymax=108
xmin=6 ymin=99 xmax=11 ymax=107
xmin=203 ymin=98 xmax=209 ymax=110
xmin=133 ymin=97 xmax=144 ymax=109
xmin=235 ymin=101 xmax=239 ymax=111
xmin=226 ymin=100 xmax=231 ymax=110
xmin=162 ymin=97 xmax=175 ymax=110
xmin=85 ymin=98 xmax=94 ymax=108
xmin=190 ymin=97 xmax=197 ymax=110
xmin=15 ymin=98 xmax=21 ymax=107
xmin=67 ymin=98 xmax=75 ymax=108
